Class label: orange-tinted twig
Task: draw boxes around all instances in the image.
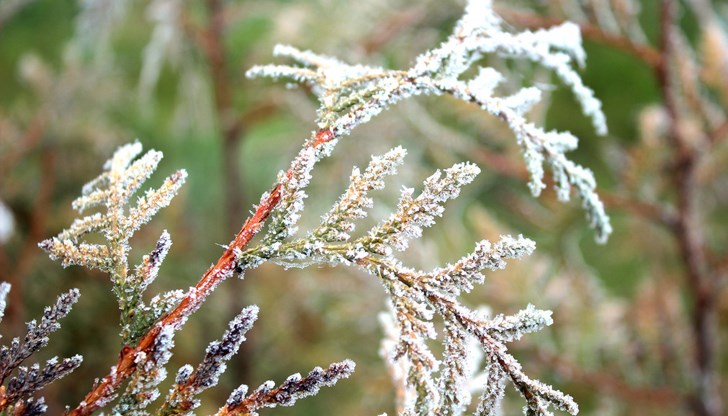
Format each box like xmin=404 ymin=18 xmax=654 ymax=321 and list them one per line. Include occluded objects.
xmin=528 ymin=348 xmax=685 ymax=405
xmin=656 ymin=2 xmax=721 ymax=415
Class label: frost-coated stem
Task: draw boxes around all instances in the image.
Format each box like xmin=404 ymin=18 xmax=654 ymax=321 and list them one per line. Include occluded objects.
xmin=216 ymin=360 xmax=355 ymax=416
xmin=66 ymin=130 xmax=336 ymax=416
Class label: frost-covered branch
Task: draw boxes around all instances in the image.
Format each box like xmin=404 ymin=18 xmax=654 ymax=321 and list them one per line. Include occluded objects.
xmin=41 ymin=131 xmax=343 ymax=415
xmin=39 ymin=142 xmax=188 ymax=344
xmin=236 ymin=148 xmax=577 ymax=415
xmin=160 ymin=306 xmax=258 ymax=415
xmin=248 ymin=0 xmax=611 ymax=242
xmin=0 ymin=285 xmax=82 ymax=414
xmin=314 ymin=146 xmax=406 ymax=242
xmin=38 ymin=1 xmax=611 ymax=414
xmin=217 ymin=360 xmax=355 ymax=416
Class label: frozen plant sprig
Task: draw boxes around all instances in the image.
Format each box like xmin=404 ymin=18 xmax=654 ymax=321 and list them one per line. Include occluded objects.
xmin=38 ymin=141 xmax=188 ymax=344
xmin=236 ymin=146 xmax=576 ymax=415
xmin=38 ymin=1 xmax=611 ymax=414
xmin=41 ymin=142 xmax=357 ymax=415
xmin=160 ymin=305 xmax=258 ymax=415
xmin=314 ymin=146 xmax=406 ymax=242
xmin=247 ymin=0 xmax=611 ymax=243
xmin=112 ymin=324 xmax=176 ymax=415
xmin=0 ymin=288 xmax=80 ymax=381
xmin=364 ymin=162 xmax=481 ymax=254
xmin=0 ymin=284 xmax=82 ymax=415
xmin=217 ymin=360 xmax=355 ymax=416
xmin=263 ymin=146 xmax=317 ymax=243
xmin=39 ymin=142 xmax=192 ymax=412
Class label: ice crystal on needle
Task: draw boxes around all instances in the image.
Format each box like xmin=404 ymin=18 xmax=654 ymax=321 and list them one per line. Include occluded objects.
xmin=0 ymin=282 xmax=10 ymax=322
xmin=426 ymin=235 xmax=536 ymax=297
xmin=264 ymin=146 xmax=317 ymax=242
xmin=112 ymin=324 xmax=176 ymax=415
xmin=217 ymin=360 xmax=355 ymax=416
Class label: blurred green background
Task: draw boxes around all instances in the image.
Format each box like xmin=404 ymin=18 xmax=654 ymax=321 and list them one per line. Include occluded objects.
xmin=0 ymin=0 xmax=726 ymax=415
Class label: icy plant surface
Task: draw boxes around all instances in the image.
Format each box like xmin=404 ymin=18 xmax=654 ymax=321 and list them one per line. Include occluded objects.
xmin=37 ymin=0 xmax=609 ymax=414
xmin=248 ymin=0 xmax=611 ymax=243
xmin=0 ymin=283 xmax=82 ymax=415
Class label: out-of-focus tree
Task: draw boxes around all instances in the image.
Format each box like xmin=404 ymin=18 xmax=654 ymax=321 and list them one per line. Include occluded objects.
xmin=0 ymin=0 xmax=726 ymax=415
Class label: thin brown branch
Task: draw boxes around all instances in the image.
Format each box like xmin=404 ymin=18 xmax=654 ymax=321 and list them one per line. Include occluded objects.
xmin=184 ymin=1 xmax=283 ymax=390
xmin=656 ymin=2 xmax=721 ymax=415
xmin=66 ymin=129 xmax=336 ymax=416
xmin=526 ymin=348 xmax=686 ymax=406
xmin=360 ymin=6 xmax=427 ymax=56
xmin=0 ymin=115 xmax=45 ymax=182
xmin=467 ymin=145 xmax=677 ymax=228
xmin=495 ymin=7 xmax=662 ymax=70
xmin=708 ymin=119 xmax=728 ymax=145
xmin=599 ymin=192 xmax=678 ymax=229
xmin=202 ymin=0 xmax=233 ymax=127
xmin=1 ymin=149 xmax=56 ymax=336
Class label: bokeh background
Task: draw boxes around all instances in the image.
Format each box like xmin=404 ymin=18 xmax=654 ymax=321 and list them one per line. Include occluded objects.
xmin=0 ymin=0 xmax=727 ymax=414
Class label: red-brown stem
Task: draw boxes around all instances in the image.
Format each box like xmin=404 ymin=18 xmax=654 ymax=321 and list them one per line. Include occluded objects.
xmin=708 ymin=119 xmax=728 ymax=144
xmin=656 ymin=2 xmax=720 ymax=415
xmin=0 ymin=115 xmax=44 ymax=183
xmin=66 ymin=129 xmax=335 ymax=416
xmin=360 ymin=7 xmax=426 ymax=56
xmin=0 ymin=119 xmax=51 ymax=336
xmin=4 ymin=150 xmax=56 ymax=335
xmin=198 ymin=0 xmax=247 ymax=232
xmin=193 ymin=0 xmax=271 ymax=388
xmin=529 ymin=348 xmax=685 ymax=406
